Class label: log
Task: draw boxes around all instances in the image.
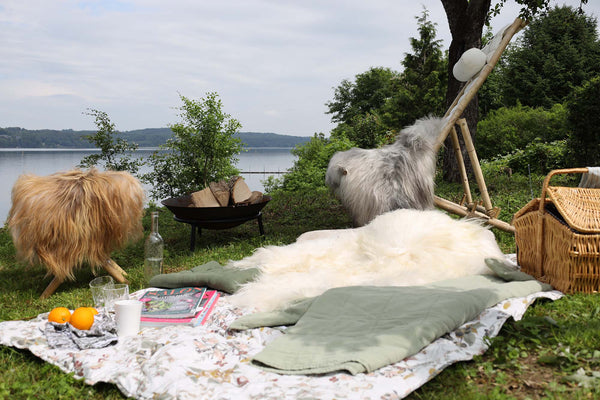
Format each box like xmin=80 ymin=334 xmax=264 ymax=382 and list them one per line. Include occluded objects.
xmin=190 ymin=187 xmax=220 ymax=207
xmin=248 ymin=191 xmax=264 ymax=204
xmin=229 ymin=176 xmax=253 ymax=204
xmin=227 ymin=176 xmax=241 ymax=190
xmin=238 ymin=191 xmax=263 ymax=205
xmin=209 ymin=180 xmax=230 ymax=206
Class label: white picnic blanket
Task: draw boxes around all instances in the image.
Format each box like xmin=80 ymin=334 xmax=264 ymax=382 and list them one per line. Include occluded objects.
xmin=0 ymin=288 xmax=561 ymax=399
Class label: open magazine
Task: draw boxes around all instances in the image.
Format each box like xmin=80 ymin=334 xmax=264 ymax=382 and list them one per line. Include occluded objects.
xmin=139 ymin=287 xmax=206 ymax=319
xmin=140 ymin=289 xmax=220 ymax=327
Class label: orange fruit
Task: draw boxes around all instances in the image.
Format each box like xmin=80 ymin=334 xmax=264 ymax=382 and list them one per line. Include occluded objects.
xmin=70 ymin=307 xmax=95 ymax=330
xmin=86 ymin=307 xmax=99 ymax=315
xmin=48 ymin=307 xmax=71 ymax=324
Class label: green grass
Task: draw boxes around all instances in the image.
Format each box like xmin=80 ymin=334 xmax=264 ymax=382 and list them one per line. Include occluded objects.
xmin=1 ymin=175 xmax=600 ymax=399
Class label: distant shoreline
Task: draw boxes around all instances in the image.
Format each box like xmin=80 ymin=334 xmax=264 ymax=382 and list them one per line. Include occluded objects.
xmin=0 ymin=146 xmax=296 ymax=151
xmin=0 ymin=128 xmax=311 ymax=149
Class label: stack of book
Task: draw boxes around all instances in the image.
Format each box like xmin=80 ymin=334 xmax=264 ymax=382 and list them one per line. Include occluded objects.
xmin=139 ymin=287 xmax=220 ymax=327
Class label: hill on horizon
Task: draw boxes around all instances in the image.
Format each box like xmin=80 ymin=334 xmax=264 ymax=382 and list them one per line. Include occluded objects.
xmin=0 ymin=127 xmax=311 ymax=149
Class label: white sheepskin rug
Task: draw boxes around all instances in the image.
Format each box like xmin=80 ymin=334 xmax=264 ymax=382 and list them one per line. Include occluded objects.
xmin=226 ymin=209 xmax=504 ymax=312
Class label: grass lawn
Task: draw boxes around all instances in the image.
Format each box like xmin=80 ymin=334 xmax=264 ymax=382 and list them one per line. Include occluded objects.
xmin=1 ymin=174 xmax=599 ymax=399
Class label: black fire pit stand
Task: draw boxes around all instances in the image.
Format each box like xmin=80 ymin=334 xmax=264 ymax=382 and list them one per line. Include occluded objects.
xmin=174 ymin=212 xmax=265 ymax=252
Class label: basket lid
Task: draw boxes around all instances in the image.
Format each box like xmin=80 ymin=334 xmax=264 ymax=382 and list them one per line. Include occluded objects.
xmin=547 ymin=186 xmax=600 ymax=233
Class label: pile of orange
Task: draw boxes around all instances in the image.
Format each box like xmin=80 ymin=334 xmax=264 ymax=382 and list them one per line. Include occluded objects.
xmin=48 ymin=306 xmax=98 ymax=330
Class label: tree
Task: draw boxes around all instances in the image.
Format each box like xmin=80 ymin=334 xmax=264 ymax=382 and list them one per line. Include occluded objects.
xmin=381 ymin=9 xmax=448 ymax=130
xmin=79 ymin=109 xmax=142 ymax=173
xmin=438 ymin=0 xmax=587 ymax=182
xmin=566 ymin=76 xmax=600 ymax=167
xmin=143 ymin=93 xmax=243 ymax=200
xmin=325 ymin=9 xmax=447 ymax=147
xmin=440 ymin=0 xmax=495 ymax=182
xmin=500 ymin=5 xmax=600 ymax=108
xmin=326 ymin=67 xmax=399 ymax=126
xmin=330 ymin=113 xmax=388 ymax=148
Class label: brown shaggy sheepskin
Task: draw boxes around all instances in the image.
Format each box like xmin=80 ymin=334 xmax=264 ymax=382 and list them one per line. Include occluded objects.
xmin=8 ymin=168 xmax=144 ymax=281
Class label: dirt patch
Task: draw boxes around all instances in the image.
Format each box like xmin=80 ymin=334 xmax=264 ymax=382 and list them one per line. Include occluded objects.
xmin=471 ymin=355 xmax=578 ymax=399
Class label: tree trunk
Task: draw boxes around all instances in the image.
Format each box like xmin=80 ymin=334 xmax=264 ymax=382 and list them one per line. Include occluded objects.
xmin=440 ymin=0 xmax=491 ymax=182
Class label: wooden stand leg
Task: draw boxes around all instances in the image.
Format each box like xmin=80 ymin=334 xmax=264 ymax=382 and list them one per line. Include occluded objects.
xmin=40 ymin=276 xmax=64 ymax=299
xmin=103 ymin=259 xmax=129 ymax=284
xmin=434 ymin=196 xmax=515 ymax=233
xmin=457 ymin=119 xmax=498 ymax=217
xmin=450 ymin=125 xmax=473 ymax=206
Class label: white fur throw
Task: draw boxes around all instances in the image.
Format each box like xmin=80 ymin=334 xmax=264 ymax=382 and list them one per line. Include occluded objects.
xmin=227 ymin=209 xmax=504 ymax=312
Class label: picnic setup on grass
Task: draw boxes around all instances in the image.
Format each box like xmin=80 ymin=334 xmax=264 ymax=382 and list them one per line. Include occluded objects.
xmin=1 ymin=17 xmax=600 ymax=399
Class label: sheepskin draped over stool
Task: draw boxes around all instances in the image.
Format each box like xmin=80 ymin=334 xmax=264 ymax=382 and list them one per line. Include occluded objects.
xmin=8 ymin=168 xmax=144 ymax=298
xmin=325 ymin=116 xmax=443 ymax=227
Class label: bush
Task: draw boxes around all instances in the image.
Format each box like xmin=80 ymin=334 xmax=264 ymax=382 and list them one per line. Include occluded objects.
xmin=264 ymin=134 xmax=355 ymax=193
xmin=143 ymin=93 xmax=243 ymax=200
xmin=79 ymin=109 xmax=142 ymax=173
xmin=483 ymin=139 xmax=569 ymax=176
xmin=476 ymin=103 xmax=568 ymax=160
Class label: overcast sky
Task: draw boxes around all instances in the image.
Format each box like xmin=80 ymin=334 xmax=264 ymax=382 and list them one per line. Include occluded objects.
xmin=1 ymin=1 xmax=598 ymax=136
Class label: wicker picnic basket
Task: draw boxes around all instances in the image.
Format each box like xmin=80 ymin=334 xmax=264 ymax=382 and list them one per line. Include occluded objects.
xmin=513 ymin=168 xmax=600 ymax=293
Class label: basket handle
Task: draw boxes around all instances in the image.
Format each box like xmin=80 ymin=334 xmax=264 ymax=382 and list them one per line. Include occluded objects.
xmin=538 ymin=168 xmax=589 ymax=213
xmin=535 ymin=168 xmax=589 ymax=278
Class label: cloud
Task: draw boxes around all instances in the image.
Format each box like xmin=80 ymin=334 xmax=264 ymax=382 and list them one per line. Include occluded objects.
xmin=1 ymin=0 xmax=598 ymax=135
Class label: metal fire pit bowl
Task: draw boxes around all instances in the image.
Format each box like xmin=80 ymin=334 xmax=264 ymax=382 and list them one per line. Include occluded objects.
xmin=161 ymin=195 xmax=271 ymax=250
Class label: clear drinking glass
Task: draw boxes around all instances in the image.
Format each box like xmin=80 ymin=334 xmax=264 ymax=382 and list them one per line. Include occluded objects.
xmin=102 ymin=283 xmax=129 ymax=313
xmin=89 ymin=276 xmax=115 ymax=308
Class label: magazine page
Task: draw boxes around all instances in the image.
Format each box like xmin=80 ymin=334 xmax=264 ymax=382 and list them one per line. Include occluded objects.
xmin=140 ymin=287 xmax=206 ymax=319
xmin=140 ymin=290 xmax=219 ymax=327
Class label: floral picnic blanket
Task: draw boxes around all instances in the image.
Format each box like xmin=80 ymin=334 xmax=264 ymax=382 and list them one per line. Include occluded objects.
xmin=0 ymin=287 xmax=561 ymax=399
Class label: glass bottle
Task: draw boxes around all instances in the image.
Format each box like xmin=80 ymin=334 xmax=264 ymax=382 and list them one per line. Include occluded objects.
xmin=144 ymin=211 xmax=164 ymax=282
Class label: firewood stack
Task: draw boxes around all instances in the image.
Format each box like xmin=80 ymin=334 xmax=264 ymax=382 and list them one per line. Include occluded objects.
xmin=189 ymin=176 xmax=264 ymax=208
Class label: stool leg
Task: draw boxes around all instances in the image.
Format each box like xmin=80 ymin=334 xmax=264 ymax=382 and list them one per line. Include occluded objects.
xmin=103 ymin=259 xmax=130 ymax=284
xmin=40 ymin=276 xmax=64 ymax=299
xmin=106 ymin=259 xmax=128 ymax=277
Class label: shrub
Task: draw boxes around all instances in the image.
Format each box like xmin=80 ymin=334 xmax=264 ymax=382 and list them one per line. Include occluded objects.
xmin=264 ymin=134 xmax=355 ymax=193
xmin=476 ymin=103 xmax=568 ymax=160
xmin=142 ymin=93 xmax=242 ymax=200
xmin=79 ymin=109 xmax=142 ymax=173
xmin=483 ymin=139 xmax=569 ymax=176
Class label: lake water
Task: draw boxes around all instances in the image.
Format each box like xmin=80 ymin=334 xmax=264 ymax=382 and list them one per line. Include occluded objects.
xmin=0 ymin=148 xmax=296 ymax=224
